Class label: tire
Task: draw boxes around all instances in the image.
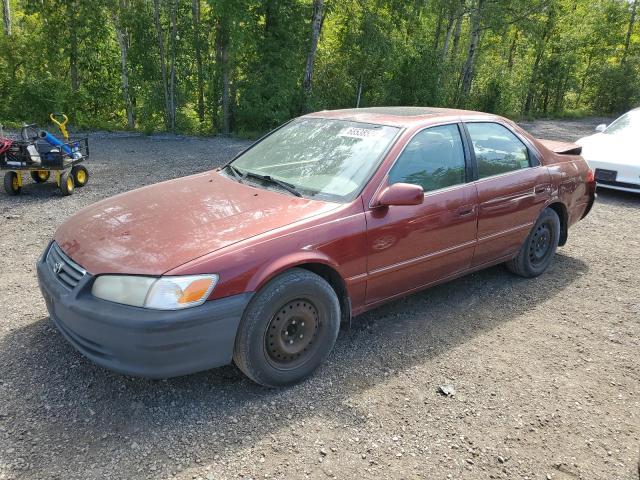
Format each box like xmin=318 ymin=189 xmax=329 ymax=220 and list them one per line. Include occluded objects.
xmin=233 ymin=268 xmax=341 ymax=387
xmin=4 ymin=171 xmax=21 ymax=195
xmin=71 ymin=165 xmax=88 ymax=187
xmin=31 ymin=170 xmax=50 ymax=183
xmin=506 ymin=207 xmax=561 ymax=278
xmin=59 ymin=170 xmax=75 ymax=196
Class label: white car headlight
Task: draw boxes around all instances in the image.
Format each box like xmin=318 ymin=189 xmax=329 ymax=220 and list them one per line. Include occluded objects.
xmin=91 ymin=274 xmax=219 ymax=310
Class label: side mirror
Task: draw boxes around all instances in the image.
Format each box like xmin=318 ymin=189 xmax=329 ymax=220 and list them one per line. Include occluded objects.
xmin=595 ymin=124 xmax=607 ymax=133
xmin=375 ymin=183 xmax=424 ymax=207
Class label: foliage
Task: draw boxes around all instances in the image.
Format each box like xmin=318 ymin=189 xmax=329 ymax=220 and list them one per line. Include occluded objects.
xmin=0 ymin=0 xmax=638 ymax=135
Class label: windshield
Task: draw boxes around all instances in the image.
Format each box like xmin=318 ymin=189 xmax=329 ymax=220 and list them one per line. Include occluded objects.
xmin=228 ymin=118 xmax=400 ymax=202
xmin=605 ymin=110 xmax=640 ymax=135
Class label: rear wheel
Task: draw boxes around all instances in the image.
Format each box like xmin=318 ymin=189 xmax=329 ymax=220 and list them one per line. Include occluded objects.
xmin=71 ymin=165 xmax=88 ymax=187
xmin=30 ymin=170 xmax=50 ymax=183
xmin=59 ymin=170 xmax=75 ymax=196
xmin=233 ymin=268 xmax=341 ymax=387
xmin=4 ymin=171 xmax=21 ymax=195
xmin=506 ymin=207 xmax=560 ymax=278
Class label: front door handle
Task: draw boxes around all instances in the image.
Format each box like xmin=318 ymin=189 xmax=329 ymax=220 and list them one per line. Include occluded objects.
xmin=457 ymin=205 xmax=475 ymax=217
xmin=535 ymin=185 xmax=549 ymax=194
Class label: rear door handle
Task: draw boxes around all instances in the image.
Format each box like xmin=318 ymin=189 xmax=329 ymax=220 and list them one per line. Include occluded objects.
xmin=535 ymin=185 xmax=549 ymax=194
xmin=457 ymin=205 xmax=475 ymax=217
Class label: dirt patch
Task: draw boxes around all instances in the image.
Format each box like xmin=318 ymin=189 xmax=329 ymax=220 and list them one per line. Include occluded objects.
xmin=0 ymin=119 xmax=638 ymax=480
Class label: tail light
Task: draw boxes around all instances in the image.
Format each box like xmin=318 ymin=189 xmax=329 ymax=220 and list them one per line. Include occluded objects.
xmin=586 ymin=169 xmax=595 ymax=183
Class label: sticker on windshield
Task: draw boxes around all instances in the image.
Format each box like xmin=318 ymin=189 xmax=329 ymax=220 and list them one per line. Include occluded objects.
xmin=338 ymin=127 xmax=382 ymax=139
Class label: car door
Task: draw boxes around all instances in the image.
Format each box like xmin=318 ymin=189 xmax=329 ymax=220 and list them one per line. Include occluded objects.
xmin=464 ymin=121 xmax=551 ymax=268
xmin=364 ymin=123 xmax=479 ymax=305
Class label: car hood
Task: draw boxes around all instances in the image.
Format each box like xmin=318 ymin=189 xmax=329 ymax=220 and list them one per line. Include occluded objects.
xmin=576 ymin=133 xmax=639 ymax=165
xmin=55 ymin=171 xmax=337 ymax=275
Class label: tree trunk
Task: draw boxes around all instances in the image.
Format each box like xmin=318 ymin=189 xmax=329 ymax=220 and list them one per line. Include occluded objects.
xmin=575 ymin=51 xmax=592 ymax=108
xmin=458 ymin=0 xmax=484 ymax=105
xmin=264 ymin=0 xmax=276 ymax=35
xmin=523 ymin=45 xmax=545 ymax=114
xmin=168 ymin=0 xmax=178 ymax=132
xmin=301 ymin=0 xmax=325 ymax=113
xmin=2 ymin=0 xmax=10 ymax=36
xmin=433 ymin=3 xmax=444 ymax=49
xmin=220 ymin=50 xmax=230 ymax=135
xmin=507 ymin=29 xmax=519 ymax=72
xmin=622 ymin=0 xmax=637 ymax=63
xmin=192 ymin=0 xmax=205 ymax=123
xmin=215 ymin=16 xmax=231 ymax=135
xmin=441 ymin=8 xmax=456 ymax=62
xmin=69 ymin=0 xmax=79 ymax=92
xmin=554 ymin=73 xmax=569 ymax=113
xmin=112 ymin=0 xmax=134 ymax=129
xmin=451 ymin=4 xmax=464 ymax=58
xmin=523 ymin=11 xmax=554 ymax=114
xmin=153 ymin=0 xmax=170 ymax=129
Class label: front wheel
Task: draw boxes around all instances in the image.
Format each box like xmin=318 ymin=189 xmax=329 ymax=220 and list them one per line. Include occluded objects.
xmin=506 ymin=207 xmax=560 ymax=278
xmin=4 ymin=171 xmax=21 ymax=195
xmin=71 ymin=165 xmax=88 ymax=187
xmin=59 ymin=170 xmax=75 ymax=196
xmin=233 ymin=268 xmax=341 ymax=387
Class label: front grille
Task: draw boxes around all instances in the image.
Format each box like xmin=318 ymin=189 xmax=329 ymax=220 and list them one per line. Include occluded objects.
xmin=46 ymin=242 xmax=86 ymax=290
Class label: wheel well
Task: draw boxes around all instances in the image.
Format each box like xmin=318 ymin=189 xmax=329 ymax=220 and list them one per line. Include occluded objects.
xmin=297 ymin=263 xmax=351 ymax=325
xmin=547 ymin=202 xmax=568 ymax=246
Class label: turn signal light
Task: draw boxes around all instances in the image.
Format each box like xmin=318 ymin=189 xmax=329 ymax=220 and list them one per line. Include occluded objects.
xmin=178 ymin=278 xmax=214 ymax=304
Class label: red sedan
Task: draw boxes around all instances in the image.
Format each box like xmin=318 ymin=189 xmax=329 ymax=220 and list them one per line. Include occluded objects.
xmin=37 ymin=107 xmax=595 ymax=386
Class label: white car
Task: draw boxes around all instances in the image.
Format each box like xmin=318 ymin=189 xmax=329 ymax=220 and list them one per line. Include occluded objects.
xmin=576 ymin=108 xmax=640 ymax=193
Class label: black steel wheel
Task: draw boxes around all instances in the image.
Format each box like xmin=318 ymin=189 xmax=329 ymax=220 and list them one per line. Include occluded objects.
xmin=30 ymin=170 xmax=50 ymax=183
xmin=528 ymin=221 xmax=553 ymax=267
xmin=233 ymin=268 xmax=341 ymax=387
xmin=3 ymin=171 xmax=21 ymax=195
xmin=265 ymin=299 xmax=321 ymax=369
xmin=506 ymin=207 xmax=560 ymax=278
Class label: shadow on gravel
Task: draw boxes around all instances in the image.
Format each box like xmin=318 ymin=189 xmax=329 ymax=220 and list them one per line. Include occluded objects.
xmin=593 ymin=188 xmax=640 ymax=206
xmin=0 ymin=253 xmax=587 ymax=478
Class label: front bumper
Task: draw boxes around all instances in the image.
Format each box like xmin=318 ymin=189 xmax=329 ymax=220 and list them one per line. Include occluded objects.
xmin=36 ymin=245 xmax=252 ymax=378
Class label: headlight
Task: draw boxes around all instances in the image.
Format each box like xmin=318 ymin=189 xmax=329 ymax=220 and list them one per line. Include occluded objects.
xmin=91 ymin=274 xmax=218 ymax=310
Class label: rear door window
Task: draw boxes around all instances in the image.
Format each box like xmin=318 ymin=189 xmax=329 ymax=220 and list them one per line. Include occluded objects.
xmin=388 ymin=124 xmax=467 ymax=193
xmin=466 ymin=122 xmax=530 ymax=179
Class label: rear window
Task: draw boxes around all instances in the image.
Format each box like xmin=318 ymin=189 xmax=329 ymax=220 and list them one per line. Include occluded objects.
xmin=466 ymin=122 xmax=530 ymax=179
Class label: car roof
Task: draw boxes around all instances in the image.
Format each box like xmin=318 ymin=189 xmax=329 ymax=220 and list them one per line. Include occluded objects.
xmin=305 ymin=106 xmax=498 ymax=128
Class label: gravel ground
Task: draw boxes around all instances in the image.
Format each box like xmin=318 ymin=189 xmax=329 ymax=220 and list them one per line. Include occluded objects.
xmin=0 ymin=118 xmax=638 ymax=480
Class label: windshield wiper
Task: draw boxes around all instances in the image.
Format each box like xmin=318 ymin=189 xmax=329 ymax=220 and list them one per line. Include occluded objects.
xmin=225 ymin=164 xmax=303 ymax=197
xmin=225 ymin=164 xmax=245 ymax=184
xmin=241 ymin=170 xmax=303 ymax=197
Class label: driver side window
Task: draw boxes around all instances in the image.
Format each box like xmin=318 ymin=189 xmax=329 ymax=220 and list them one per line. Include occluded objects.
xmin=388 ymin=124 xmax=466 ymax=193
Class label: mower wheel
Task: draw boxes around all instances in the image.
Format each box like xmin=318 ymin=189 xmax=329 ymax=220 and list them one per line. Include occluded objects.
xmin=31 ymin=170 xmax=51 ymax=183
xmin=71 ymin=165 xmax=88 ymax=187
xmin=4 ymin=172 xmax=21 ymax=195
xmin=59 ymin=171 xmax=75 ymax=196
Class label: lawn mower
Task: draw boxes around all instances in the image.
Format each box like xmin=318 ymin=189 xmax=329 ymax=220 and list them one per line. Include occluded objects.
xmin=0 ymin=113 xmax=89 ymax=196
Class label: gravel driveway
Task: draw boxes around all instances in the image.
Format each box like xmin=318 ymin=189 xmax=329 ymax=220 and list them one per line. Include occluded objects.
xmin=0 ymin=118 xmax=638 ymax=480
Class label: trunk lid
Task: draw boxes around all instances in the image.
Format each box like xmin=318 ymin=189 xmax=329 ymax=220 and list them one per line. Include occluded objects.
xmin=538 ymin=139 xmax=583 ymax=155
